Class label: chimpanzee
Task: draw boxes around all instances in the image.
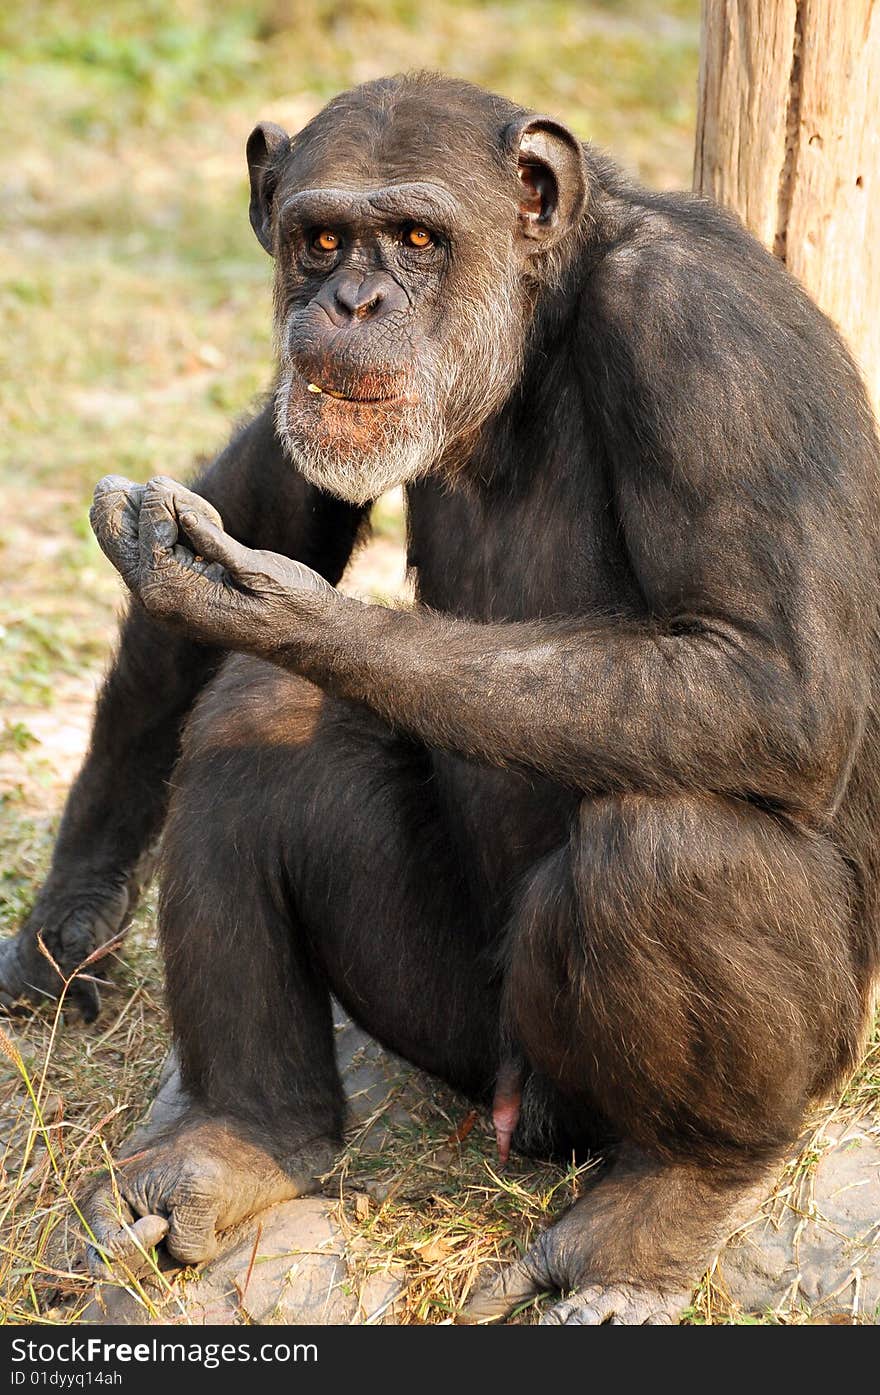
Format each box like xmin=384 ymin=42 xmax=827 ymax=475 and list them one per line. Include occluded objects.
xmin=5 ymin=73 xmax=880 ymax=1324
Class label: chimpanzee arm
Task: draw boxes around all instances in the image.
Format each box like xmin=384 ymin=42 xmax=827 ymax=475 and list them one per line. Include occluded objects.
xmin=292 ymin=588 xmax=861 ymax=822
xmin=2 ymin=403 xmax=365 ymax=1016
xmin=274 ymin=248 xmax=876 ymax=823
xmin=94 ymin=236 xmax=877 ymax=828
xmin=94 ymin=420 xmax=867 ymax=832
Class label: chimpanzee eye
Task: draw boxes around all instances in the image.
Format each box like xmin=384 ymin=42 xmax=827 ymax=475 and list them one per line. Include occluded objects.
xmin=312 ymin=230 xmax=340 ymax=252
xmin=405 ymin=225 xmax=434 ymax=249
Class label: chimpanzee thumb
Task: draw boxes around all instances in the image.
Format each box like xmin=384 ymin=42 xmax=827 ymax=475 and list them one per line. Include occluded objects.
xmin=180 ymin=510 xmax=254 ymax=579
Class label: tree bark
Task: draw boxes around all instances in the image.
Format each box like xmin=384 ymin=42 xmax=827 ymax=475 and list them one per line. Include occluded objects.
xmin=694 ymin=0 xmax=880 ymax=418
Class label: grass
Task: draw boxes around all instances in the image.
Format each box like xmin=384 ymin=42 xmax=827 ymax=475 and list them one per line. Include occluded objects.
xmin=3 ymin=0 xmax=874 ymax=1330
xmin=0 ymin=886 xmax=171 ymax=1323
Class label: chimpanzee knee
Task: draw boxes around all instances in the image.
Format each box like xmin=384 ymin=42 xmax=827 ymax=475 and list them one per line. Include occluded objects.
xmin=506 ymin=794 xmax=863 ymax=1165
xmin=179 ymin=654 xmax=326 ymax=762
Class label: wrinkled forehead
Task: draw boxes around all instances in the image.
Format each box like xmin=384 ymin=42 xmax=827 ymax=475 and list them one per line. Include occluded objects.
xmin=279 ymin=86 xmax=522 ymax=226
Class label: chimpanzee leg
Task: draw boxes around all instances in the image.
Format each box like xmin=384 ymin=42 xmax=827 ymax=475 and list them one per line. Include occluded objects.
xmin=468 ymin=793 xmax=863 ymax=1324
xmin=164 ymin=655 xmax=503 ymax=1115
xmin=87 ymin=656 xmax=503 ymax=1270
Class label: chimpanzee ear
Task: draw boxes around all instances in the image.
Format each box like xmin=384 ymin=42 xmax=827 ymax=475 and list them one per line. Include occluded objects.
xmin=505 ymin=117 xmax=588 ymax=251
xmin=246 ymin=122 xmax=290 ymax=255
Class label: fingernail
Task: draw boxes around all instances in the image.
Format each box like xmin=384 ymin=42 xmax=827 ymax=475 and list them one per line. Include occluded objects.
xmin=181 ymin=513 xmax=198 ymax=528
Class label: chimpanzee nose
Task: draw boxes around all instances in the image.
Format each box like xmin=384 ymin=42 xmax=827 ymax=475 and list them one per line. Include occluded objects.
xmin=317 ymin=271 xmax=406 ymax=328
xmin=334 ymin=274 xmax=383 ymax=319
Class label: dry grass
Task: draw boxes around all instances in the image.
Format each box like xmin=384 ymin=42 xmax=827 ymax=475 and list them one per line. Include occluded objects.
xmin=327 ymin=1085 xmax=600 ymax=1325
xmin=3 ymin=983 xmax=877 ymax=1324
xmin=0 ymin=885 xmax=171 ymax=1323
xmin=0 ymin=954 xmax=591 ymax=1325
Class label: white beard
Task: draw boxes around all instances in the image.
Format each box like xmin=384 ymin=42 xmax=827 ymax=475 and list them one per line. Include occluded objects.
xmin=280 ymin=434 xmax=429 ymax=506
xmin=273 ymin=366 xmax=447 ymax=506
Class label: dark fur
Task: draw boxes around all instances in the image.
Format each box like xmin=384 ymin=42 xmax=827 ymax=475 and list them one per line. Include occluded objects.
xmin=9 ymin=74 xmax=880 ymax=1313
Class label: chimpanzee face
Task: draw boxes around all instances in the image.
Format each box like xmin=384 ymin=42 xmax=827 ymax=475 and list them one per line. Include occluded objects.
xmin=270 ymin=175 xmax=516 ymax=506
xmin=246 ymin=77 xmax=587 ymax=504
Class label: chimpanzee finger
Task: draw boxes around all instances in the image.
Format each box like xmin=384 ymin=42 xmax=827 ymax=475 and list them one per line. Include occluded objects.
xmin=136 ymin=478 xmax=225 ymax=569
xmin=460 ymin=1251 xmax=547 ymax=1323
xmin=89 ymin=477 xmax=146 ymax=591
xmin=85 ymin=1182 xmax=169 ymax=1278
xmin=176 ymin=509 xmax=255 ymax=580
xmin=180 ymin=509 xmax=333 ymax=597
xmin=66 ymin=973 xmax=101 ymax=1023
xmin=137 ymin=478 xmax=183 ymax=566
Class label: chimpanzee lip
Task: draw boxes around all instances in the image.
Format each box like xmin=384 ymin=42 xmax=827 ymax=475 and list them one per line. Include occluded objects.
xmin=306 ymin=381 xmax=400 ymax=404
xmin=299 ymin=370 xmax=407 ymax=404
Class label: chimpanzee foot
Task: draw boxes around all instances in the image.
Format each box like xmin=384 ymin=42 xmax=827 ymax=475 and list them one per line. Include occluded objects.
xmin=462 ymin=1150 xmax=758 ymax=1325
xmin=539 ymin=1282 xmax=691 ymax=1325
xmin=462 ymin=1220 xmax=698 ymax=1326
xmin=85 ymin=1118 xmax=339 ymax=1276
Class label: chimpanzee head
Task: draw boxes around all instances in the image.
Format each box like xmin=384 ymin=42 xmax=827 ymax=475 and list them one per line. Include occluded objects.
xmin=246 ymin=73 xmax=588 ymax=504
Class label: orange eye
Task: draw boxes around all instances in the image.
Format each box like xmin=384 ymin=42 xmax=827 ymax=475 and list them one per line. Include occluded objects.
xmin=313 ymin=230 xmax=339 ymax=252
xmin=406 ymin=225 xmax=433 ymax=248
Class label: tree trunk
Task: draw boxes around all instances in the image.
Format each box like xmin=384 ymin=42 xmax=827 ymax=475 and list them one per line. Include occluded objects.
xmin=694 ymin=0 xmax=880 ymax=418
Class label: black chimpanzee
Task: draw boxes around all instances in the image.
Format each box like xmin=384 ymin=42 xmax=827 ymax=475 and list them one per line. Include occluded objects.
xmin=6 ymin=73 xmax=880 ymax=1323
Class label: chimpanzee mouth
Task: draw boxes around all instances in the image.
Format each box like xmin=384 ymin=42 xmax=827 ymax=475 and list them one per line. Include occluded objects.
xmin=305 ymin=381 xmax=399 ymax=405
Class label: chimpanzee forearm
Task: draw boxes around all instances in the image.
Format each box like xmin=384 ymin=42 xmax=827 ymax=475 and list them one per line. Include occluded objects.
xmin=267 ymin=599 xmax=857 ymax=821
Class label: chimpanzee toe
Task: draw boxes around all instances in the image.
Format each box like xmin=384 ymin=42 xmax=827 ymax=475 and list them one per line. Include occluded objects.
xmin=540 ymin=1282 xmax=691 ymax=1326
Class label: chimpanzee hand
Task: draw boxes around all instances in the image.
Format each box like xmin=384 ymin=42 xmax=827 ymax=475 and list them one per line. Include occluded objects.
xmin=89 ymin=476 xmax=336 ymax=652
xmin=86 ymin=1117 xmax=338 ymax=1275
xmin=0 ymin=878 xmax=132 ymax=1022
